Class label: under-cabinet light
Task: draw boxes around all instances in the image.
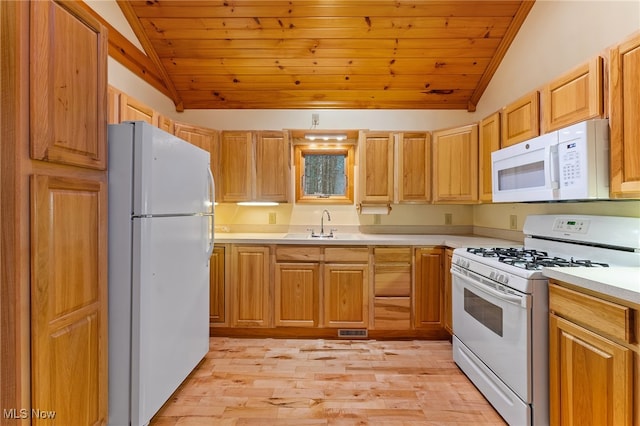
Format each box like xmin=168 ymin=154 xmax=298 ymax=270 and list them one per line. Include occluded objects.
xmin=236 ymin=201 xmax=280 ymax=206
xmin=304 ymin=133 xmax=348 ymax=141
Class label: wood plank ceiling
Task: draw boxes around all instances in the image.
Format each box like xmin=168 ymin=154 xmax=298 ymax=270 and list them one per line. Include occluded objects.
xmin=117 ymin=1 xmax=534 ymax=110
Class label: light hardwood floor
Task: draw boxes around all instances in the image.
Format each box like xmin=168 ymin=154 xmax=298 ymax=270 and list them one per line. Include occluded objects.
xmin=150 ymin=337 xmax=506 ymax=425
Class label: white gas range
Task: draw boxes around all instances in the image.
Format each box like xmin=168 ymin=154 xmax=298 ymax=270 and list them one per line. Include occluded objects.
xmin=451 ymin=214 xmax=640 ymax=426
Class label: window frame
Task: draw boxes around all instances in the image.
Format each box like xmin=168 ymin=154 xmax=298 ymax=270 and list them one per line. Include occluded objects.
xmin=294 ymin=144 xmax=355 ymax=204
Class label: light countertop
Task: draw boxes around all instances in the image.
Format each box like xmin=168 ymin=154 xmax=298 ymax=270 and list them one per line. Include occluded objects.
xmin=213 ymin=232 xmax=519 ymax=249
xmin=543 ymin=267 xmax=640 ymax=305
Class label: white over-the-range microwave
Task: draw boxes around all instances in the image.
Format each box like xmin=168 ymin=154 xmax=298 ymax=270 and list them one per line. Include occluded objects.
xmin=492 ymin=118 xmax=609 ymax=202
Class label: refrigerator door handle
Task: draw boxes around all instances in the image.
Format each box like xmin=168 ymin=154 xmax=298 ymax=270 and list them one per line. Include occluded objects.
xmin=206 ymin=167 xmax=215 ymax=258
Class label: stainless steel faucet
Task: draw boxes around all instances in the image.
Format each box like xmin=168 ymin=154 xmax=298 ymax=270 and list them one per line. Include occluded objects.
xmin=320 ymin=209 xmax=331 ymax=235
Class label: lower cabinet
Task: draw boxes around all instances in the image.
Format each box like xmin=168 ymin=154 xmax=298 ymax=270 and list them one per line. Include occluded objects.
xmin=275 ymin=262 xmax=320 ymax=327
xmin=414 ymin=247 xmax=444 ymax=329
xmin=443 ymin=248 xmax=454 ymax=334
xmin=232 ymin=245 xmax=271 ymax=327
xmin=324 ymin=263 xmax=369 ymax=328
xmin=548 ymin=281 xmax=637 ymax=426
xmin=217 ymin=243 xmax=448 ymax=336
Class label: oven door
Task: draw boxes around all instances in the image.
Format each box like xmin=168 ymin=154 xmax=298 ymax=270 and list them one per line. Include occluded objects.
xmin=492 ymin=131 xmax=560 ymax=202
xmin=451 ymin=265 xmax=532 ymax=402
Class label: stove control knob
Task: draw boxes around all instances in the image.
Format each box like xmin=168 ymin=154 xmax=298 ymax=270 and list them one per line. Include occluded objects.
xmin=489 ymin=271 xmax=495 ymax=279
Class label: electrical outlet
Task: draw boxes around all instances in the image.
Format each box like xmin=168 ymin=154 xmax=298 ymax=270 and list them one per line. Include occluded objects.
xmin=510 ymin=214 xmax=517 ymax=230
xmin=444 ymin=213 xmax=452 ymax=225
xmin=311 ymin=113 xmax=319 ymax=127
xmin=268 ymin=212 xmax=277 ymax=224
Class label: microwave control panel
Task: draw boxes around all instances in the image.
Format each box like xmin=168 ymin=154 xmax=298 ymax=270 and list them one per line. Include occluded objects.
xmin=558 ymin=140 xmax=584 ymax=188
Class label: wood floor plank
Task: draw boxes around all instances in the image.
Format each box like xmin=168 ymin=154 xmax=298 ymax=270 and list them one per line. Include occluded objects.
xmin=150 ymin=337 xmax=506 ymax=425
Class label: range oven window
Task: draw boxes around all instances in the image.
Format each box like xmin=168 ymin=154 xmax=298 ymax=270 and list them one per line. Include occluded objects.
xmin=463 ymin=288 xmax=503 ymax=336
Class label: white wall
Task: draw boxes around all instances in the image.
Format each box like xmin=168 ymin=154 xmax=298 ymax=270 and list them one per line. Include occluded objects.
xmin=95 ymin=1 xmax=640 ymax=231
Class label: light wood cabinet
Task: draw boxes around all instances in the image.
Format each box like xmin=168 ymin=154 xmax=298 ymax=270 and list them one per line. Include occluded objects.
xmin=158 ymin=115 xmax=175 ymax=134
xmin=275 ymin=263 xmax=320 ymax=327
xmin=324 ymin=263 xmax=369 ymax=328
xmin=548 ymin=282 xmax=637 ymax=426
xmin=501 ymin=91 xmax=539 ymax=148
xmin=414 ymin=247 xmax=444 ymax=329
xmin=397 ymin=132 xmax=432 ymax=203
xmin=542 ymin=56 xmax=604 ymax=133
xmin=478 ymin=112 xmax=500 ymax=202
xmin=31 ymin=175 xmax=108 ymax=425
xmin=359 ymin=131 xmax=395 ymax=203
xmin=210 ymin=246 xmax=226 ymax=325
xmin=21 ymin=1 xmax=109 ymax=423
xmin=443 ymin=248 xmax=454 ymax=335
xmin=30 ymin=0 xmax=108 ymax=171
xmin=432 ymin=124 xmax=479 ymax=203
xmin=119 ymin=93 xmax=158 ymax=126
xmin=373 ymin=247 xmax=411 ymax=330
xmin=220 ymin=130 xmax=290 ymax=203
xmin=359 ymin=131 xmax=431 ymax=204
xmin=232 ymin=246 xmax=271 ymax=327
xmin=610 ymin=31 xmax=640 ymax=198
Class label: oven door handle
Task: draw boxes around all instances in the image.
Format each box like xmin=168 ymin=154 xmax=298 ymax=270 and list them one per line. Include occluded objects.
xmin=451 ymin=268 xmax=529 ymax=308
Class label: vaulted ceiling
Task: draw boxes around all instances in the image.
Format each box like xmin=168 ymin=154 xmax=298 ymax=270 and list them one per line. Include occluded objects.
xmin=114 ymin=1 xmax=535 ymax=110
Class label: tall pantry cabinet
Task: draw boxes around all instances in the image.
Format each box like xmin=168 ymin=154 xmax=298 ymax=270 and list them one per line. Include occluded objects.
xmin=1 ymin=1 xmax=108 ymax=425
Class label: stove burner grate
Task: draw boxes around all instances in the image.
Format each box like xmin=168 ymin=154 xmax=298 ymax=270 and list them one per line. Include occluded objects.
xmin=466 ymin=247 xmax=609 ymax=270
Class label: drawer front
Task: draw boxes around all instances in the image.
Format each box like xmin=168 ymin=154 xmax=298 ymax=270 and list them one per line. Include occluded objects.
xmin=374 ymin=297 xmax=411 ymax=329
xmin=374 ymin=264 xmax=411 ymax=296
xmin=549 ymin=283 xmax=632 ymax=343
xmin=276 ymin=246 xmax=321 ymax=262
xmin=324 ymin=247 xmax=369 ymax=263
xmin=374 ymin=247 xmax=411 ymax=263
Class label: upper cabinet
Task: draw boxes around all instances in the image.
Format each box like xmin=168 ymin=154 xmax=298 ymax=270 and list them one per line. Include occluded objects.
xmin=358 ymin=131 xmax=431 ymax=204
xmin=220 ymin=131 xmax=290 ymax=203
xmin=174 ymin=122 xmax=222 ymax=200
xmin=30 ymin=0 xmax=108 ymax=170
xmin=397 ymin=132 xmax=432 ymax=203
xmin=610 ymin=31 xmax=640 ymax=198
xmin=359 ymin=131 xmax=394 ymax=203
xmin=501 ymin=91 xmax=540 ymax=148
xmin=542 ymin=56 xmax=604 ymax=133
xmin=432 ymin=124 xmax=479 ymax=203
xmin=478 ymin=112 xmax=501 ymax=202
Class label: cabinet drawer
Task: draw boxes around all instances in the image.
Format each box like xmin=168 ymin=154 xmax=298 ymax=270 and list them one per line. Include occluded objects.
xmin=374 ymin=247 xmax=411 ymax=263
xmin=324 ymin=247 xmax=368 ymax=263
xmin=374 ymin=297 xmax=411 ymax=329
xmin=549 ymin=283 xmax=633 ymax=343
xmin=374 ymin=264 xmax=411 ymax=296
xmin=276 ymin=246 xmax=321 ymax=262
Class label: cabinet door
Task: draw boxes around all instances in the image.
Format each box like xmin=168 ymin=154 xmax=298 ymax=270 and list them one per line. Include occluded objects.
xmin=108 ymin=85 xmax=121 ymax=124
xmin=414 ymin=247 xmax=443 ymax=329
xmin=549 ymin=314 xmax=633 ymax=426
xmin=501 ymin=91 xmax=539 ymax=148
xmin=398 ymin=132 xmax=431 ymax=203
xmin=432 ymin=124 xmax=478 ymax=203
xmin=158 ymin=115 xmax=175 ymax=134
xmin=232 ymin=246 xmax=271 ymax=327
xmin=220 ymin=131 xmax=253 ymax=202
xmin=275 ymin=263 xmax=319 ymax=327
xmin=542 ymin=56 xmax=603 ymax=132
xmin=30 ymin=0 xmax=107 ymax=170
xmin=479 ymin=112 xmax=500 ymax=202
xmin=31 ymin=174 xmax=108 ymax=426
xmin=324 ymin=264 xmax=368 ymax=328
xmin=119 ymin=93 xmax=158 ymax=126
xmin=359 ymin=131 xmax=394 ymax=203
xmin=443 ymin=248 xmax=454 ymax=334
xmin=610 ymin=32 xmax=640 ymax=198
xmin=210 ymin=246 xmax=226 ymax=324
xmin=255 ymin=131 xmax=290 ymax=202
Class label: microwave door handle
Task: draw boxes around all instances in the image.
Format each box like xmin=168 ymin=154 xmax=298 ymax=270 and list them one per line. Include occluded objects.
xmin=547 ymin=144 xmax=559 ymax=189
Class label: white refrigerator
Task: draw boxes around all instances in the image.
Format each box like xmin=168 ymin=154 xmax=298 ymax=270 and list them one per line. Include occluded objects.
xmin=107 ymin=121 xmax=214 ymax=426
